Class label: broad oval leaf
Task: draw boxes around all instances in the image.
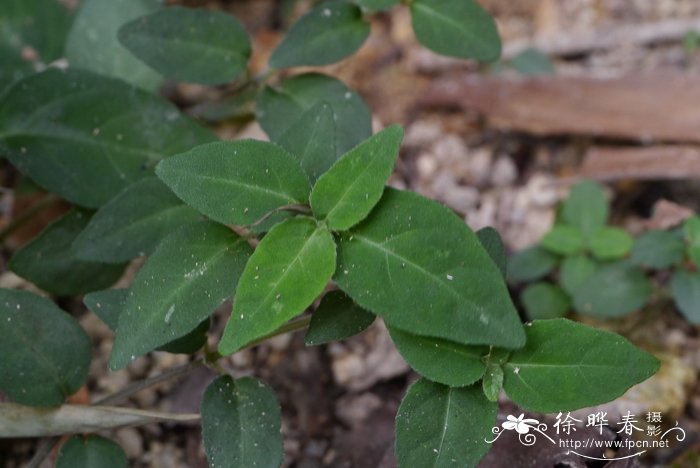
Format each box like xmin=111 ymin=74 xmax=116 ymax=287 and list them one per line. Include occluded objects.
xmin=73 ymin=177 xmax=201 ymax=263
xmin=66 ymin=0 xmax=162 ymax=90
xmin=109 ymin=222 xmax=251 ymax=369
xmin=562 ymin=180 xmax=609 ymax=238
xmin=589 ymin=227 xmax=634 ymax=260
xmin=310 ymin=125 xmax=404 ymax=230
xmin=118 ymin=6 xmax=251 ymax=85
xmin=572 ymin=262 xmax=651 ymax=318
xmin=57 ymin=435 xmax=127 ymax=468
xmin=520 ymin=282 xmax=570 ymax=320
xmin=410 ymin=0 xmax=501 ymax=62
xmin=507 ymin=245 xmax=558 ymax=283
xmin=304 ymin=291 xmax=375 ymax=345
xmin=202 ymin=376 xmax=282 ymax=468
xmin=0 ymin=289 xmax=91 ymax=406
xmin=256 ymin=73 xmax=371 ymax=157
xmin=336 ymin=189 xmax=525 ymax=349
xmin=156 ymin=140 xmax=310 ymax=226
xmin=278 ymin=101 xmax=337 ymax=183
xmin=631 ymin=230 xmax=684 ymax=269
xmin=0 ymin=68 xmax=214 ymax=207
xmin=270 ymin=1 xmax=369 ymax=69
xmin=670 ymin=270 xmax=700 ymax=324
xmin=395 ymin=378 xmax=496 ymax=468
xmin=541 ymin=225 xmax=584 ymax=255
xmin=10 ymin=210 xmax=125 ymax=296
xmin=476 ymin=227 xmax=507 ymax=279
xmin=503 ymin=319 xmax=659 ymax=413
xmin=388 ymin=327 xmax=487 ymax=387
xmin=560 ymin=254 xmax=597 ymax=295
xmin=482 ymin=362 xmax=504 ymax=402
xmin=219 ymin=217 xmax=336 ymax=354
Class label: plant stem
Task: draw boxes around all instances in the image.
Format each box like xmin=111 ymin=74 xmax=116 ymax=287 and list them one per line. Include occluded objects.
xmin=243 ymin=315 xmax=312 ymax=350
xmin=0 ymin=194 xmax=57 ymax=242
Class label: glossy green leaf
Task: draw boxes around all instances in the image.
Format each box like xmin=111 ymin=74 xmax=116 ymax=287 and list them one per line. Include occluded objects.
xmin=684 ymin=215 xmax=700 ymax=267
xmin=219 ymin=217 xmax=336 ymax=354
xmin=410 ymin=0 xmax=501 ymax=62
xmin=354 ymin=0 xmax=399 ymax=11
xmin=109 ymin=222 xmax=251 ymax=369
xmin=477 ymin=227 xmax=507 ymax=278
xmin=0 ymin=0 xmax=73 ymax=89
xmin=119 ymin=7 xmax=251 ymax=85
xmin=278 ymin=101 xmax=336 ymax=184
xmin=66 ymin=0 xmax=162 ymax=90
xmin=572 ymin=262 xmax=651 ymax=318
xmin=395 ymin=378 xmax=496 ymax=468
xmin=389 ymin=327 xmax=487 ymax=387
xmin=0 ymin=289 xmax=91 ymax=407
xmin=560 ymin=254 xmax=597 ymax=295
xmin=589 ymin=227 xmax=634 ymax=260
xmin=0 ymin=68 xmax=214 ymax=207
xmin=84 ymin=289 xmax=209 ymax=355
xmin=521 ymin=282 xmax=569 ymax=320
xmin=507 ymin=245 xmax=558 ymax=283
xmin=57 ymin=435 xmax=127 ymax=468
xmin=541 ymin=225 xmax=584 ymax=255
xmin=310 ymin=125 xmax=403 ymax=230
xmin=257 ymin=73 xmax=372 ymax=157
xmin=270 ymin=1 xmax=369 ymax=69
xmin=305 ymin=291 xmax=375 ymax=345
xmin=509 ymin=48 xmax=554 ymax=76
xmin=561 ymin=180 xmax=608 ymax=238
xmin=336 ymin=189 xmax=525 ymax=349
xmin=73 ymin=178 xmax=201 ymax=263
xmin=482 ymin=362 xmax=504 ymax=402
xmin=503 ymin=319 xmax=659 ymax=412
xmin=202 ymin=376 xmax=282 ymax=468
xmin=631 ymin=230 xmax=685 ymax=269
xmin=670 ymin=270 xmax=700 ymax=324
xmin=156 ymin=140 xmax=310 ymax=226
xmin=10 ymin=210 xmax=125 ymax=296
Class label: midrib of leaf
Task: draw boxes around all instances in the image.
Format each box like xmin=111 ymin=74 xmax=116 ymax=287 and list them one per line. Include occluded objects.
xmin=302 ymin=14 xmax=364 ymax=55
xmin=321 ymin=151 xmax=383 ymax=223
xmin=413 ymin=2 xmax=492 ymax=53
xmin=432 ymin=388 xmax=453 ymax=468
xmin=88 ymin=204 xmax=194 ymax=245
xmin=12 ymin=322 xmax=70 ymax=397
xmin=127 ymin=32 xmax=248 ymax=62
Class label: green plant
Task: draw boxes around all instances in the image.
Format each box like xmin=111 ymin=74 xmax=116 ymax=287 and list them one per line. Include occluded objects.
xmin=0 ymin=1 xmax=659 ymax=467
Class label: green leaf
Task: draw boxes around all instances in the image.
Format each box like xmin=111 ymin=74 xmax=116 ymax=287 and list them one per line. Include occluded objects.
xmin=482 ymin=362 xmax=504 ymax=402
xmin=631 ymin=230 xmax=685 ymax=269
xmin=219 ymin=217 xmax=336 ymax=354
xmin=257 ymin=73 xmax=372 ymax=157
xmin=589 ymin=227 xmax=634 ymax=260
xmin=84 ymin=289 xmax=209 ymax=355
xmin=684 ymin=215 xmax=700 ymax=267
xmin=670 ymin=270 xmax=700 ymax=324
xmin=521 ymin=282 xmax=569 ymax=320
xmin=57 ymin=435 xmax=127 ymax=468
xmin=73 ymin=178 xmax=201 ymax=263
xmin=118 ymin=6 xmax=251 ymax=85
xmin=65 ymin=0 xmax=162 ymax=90
xmin=560 ymin=254 xmax=597 ymax=295
xmin=541 ymin=225 xmax=584 ymax=255
xmin=10 ymin=210 xmax=125 ymax=296
xmin=0 ymin=68 xmax=214 ymax=207
xmin=156 ymin=140 xmax=310 ymax=227
xmin=109 ymin=222 xmax=251 ymax=369
xmin=572 ymin=262 xmax=651 ymax=318
xmin=561 ymin=180 xmax=608 ymax=238
xmin=202 ymin=376 xmax=282 ymax=468
xmin=476 ymin=227 xmax=507 ymax=278
xmin=278 ymin=102 xmax=336 ymax=183
xmin=509 ymin=48 xmax=554 ymax=76
xmin=0 ymin=289 xmax=91 ymax=407
xmin=270 ymin=1 xmax=369 ymax=69
xmin=503 ymin=319 xmax=659 ymax=412
xmin=336 ymin=189 xmax=525 ymax=349
xmin=507 ymin=245 xmax=558 ymax=282
xmin=395 ymin=378 xmax=496 ymax=468
xmin=388 ymin=327 xmax=487 ymax=387
xmin=310 ymin=125 xmax=404 ymax=230
xmin=410 ymin=0 xmax=501 ymax=62
xmin=0 ymin=0 xmax=73 ymax=89
xmin=354 ymin=0 xmax=399 ymax=11
xmin=304 ymin=291 xmax=375 ymax=345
